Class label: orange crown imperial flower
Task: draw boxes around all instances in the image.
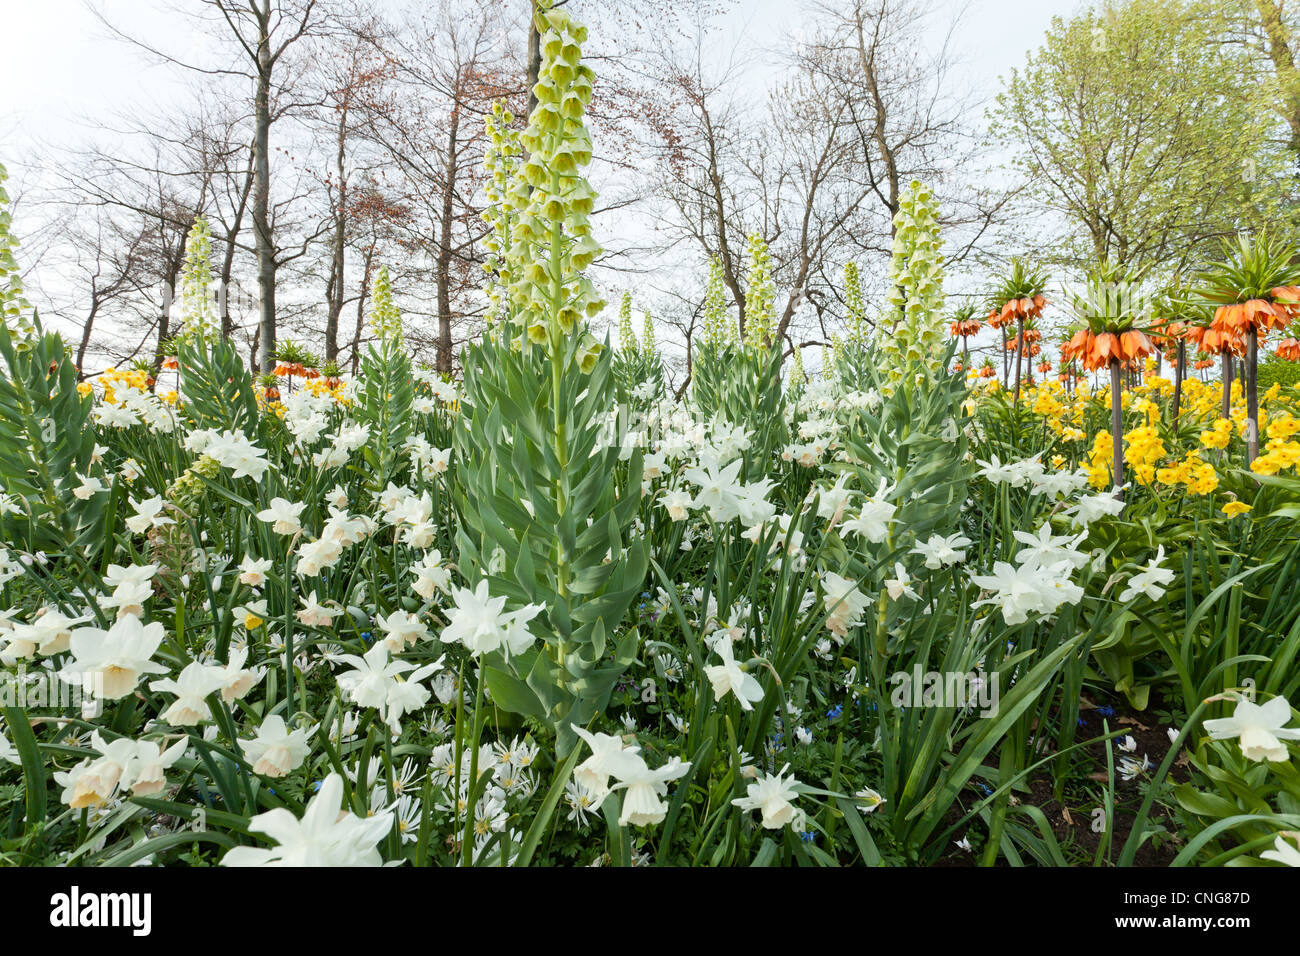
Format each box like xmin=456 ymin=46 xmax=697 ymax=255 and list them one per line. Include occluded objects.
xmin=1062 ymin=328 xmax=1155 ymax=372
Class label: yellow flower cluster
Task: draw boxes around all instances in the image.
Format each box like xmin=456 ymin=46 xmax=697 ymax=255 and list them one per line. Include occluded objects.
xmin=1155 ymin=449 xmax=1219 ymax=495
xmin=1085 ymin=430 xmax=1114 ymax=488
xmin=304 ymin=376 xmax=350 ymax=406
xmin=1123 ymin=424 xmax=1166 ymax=486
xmin=1251 ymin=418 xmax=1300 ymax=476
xmin=1200 ymin=419 xmax=1233 ymax=450
xmin=98 ymin=366 xmax=150 ymax=406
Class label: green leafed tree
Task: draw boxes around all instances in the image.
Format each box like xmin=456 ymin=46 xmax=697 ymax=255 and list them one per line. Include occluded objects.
xmin=989 ymin=0 xmax=1298 ymax=279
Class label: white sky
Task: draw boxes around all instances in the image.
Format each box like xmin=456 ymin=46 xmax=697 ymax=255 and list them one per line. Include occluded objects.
xmin=0 ymin=0 xmax=1085 ymax=371
xmin=1 ymin=0 xmax=1083 ymax=179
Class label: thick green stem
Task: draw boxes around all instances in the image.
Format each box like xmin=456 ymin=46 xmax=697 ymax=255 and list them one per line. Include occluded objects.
xmin=1245 ymin=328 xmax=1259 ymax=466
xmin=1110 ymin=358 xmax=1124 ymax=497
xmin=1221 ymin=351 xmax=1233 ymax=420
xmin=460 ymin=665 xmax=486 ymax=867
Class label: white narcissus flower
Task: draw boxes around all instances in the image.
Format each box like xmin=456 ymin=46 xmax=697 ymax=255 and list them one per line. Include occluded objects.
xmin=213 ymin=645 xmax=263 ymax=702
xmin=375 ymin=610 xmax=428 ymax=653
xmin=1261 ymin=833 xmax=1300 ymax=867
xmin=572 ymin=726 xmax=642 ymax=802
xmin=129 ymin=739 xmax=188 ymax=796
xmin=2 ymin=607 xmax=89 ymax=658
xmin=608 ymin=755 xmax=692 ymax=827
xmin=822 ymin=572 xmax=869 ymax=638
xmin=410 ymin=552 xmax=451 ymax=600
xmin=221 ymin=773 xmax=393 ymax=867
xmin=72 ymin=475 xmax=106 ymax=500
xmin=332 ymin=643 xmax=443 ymax=734
xmin=658 ymin=488 xmax=694 ymax=521
xmin=683 ymin=458 xmax=746 ymax=522
xmin=125 ymin=496 xmax=174 ymax=535
xmin=440 ymin=580 xmax=543 ymax=659
xmin=732 ymin=764 xmax=801 ymax=829
xmin=55 ymin=731 xmax=139 ymax=809
xmin=64 ymin=615 xmax=169 ymax=700
xmin=255 ymin=497 xmax=305 ymax=535
xmin=703 ymin=633 xmax=764 ymax=711
xmin=239 ymin=715 xmax=316 ymax=778
xmin=149 ymin=661 xmax=225 ymax=726
xmin=883 ymin=563 xmax=918 ymax=601
xmin=1063 ymin=488 xmax=1126 ymax=528
xmin=911 ymin=532 xmax=973 ymax=570
xmin=238 ymin=555 xmax=273 ymax=587
xmin=1118 ymin=545 xmax=1177 ymax=603
xmin=234 ymin=600 xmax=268 ymax=631
xmin=297 ymin=591 xmax=341 ymax=628
xmin=0 ymin=725 xmax=18 ymax=765
xmin=326 ymin=484 xmax=349 ymax=510
xmin=840 ymin=478 xmax=896 ymax=543
xmin=1203 ymin=696 xmax=1300 ymax=763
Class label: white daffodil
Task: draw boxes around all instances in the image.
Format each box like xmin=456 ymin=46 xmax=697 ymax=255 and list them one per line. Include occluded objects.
xmin=256 ymin=497 xmax=305 ymax=535
xmin=64 ymin=615 xmax=169 ymax=700
xmin=732 ymin=764 xmax=801 ymax=830
xmin=149 ymin=661 xmax=225 ymax=726
xmin=703 ymin=633 xmax=765 ymax=711
xmin=239 ymin=715 xmax=316 ymax=778
xmin=221 ymin=773 xmax=392 ymax=867
xmin=608 ymin=754 xmax=692 ymax=827
xmin=125 ymin=496 xmax=174 ymax=535
xmin=1204 ymin=695 xmax=1300 ymax=763
xmin=1118 ymin=546 xmax=1176 ymax=603
xmin=1261 ymin=833 xmax=1300 ymax=867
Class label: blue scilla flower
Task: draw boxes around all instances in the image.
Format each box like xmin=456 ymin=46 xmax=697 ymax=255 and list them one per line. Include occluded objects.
xmin=312 ymin=780 xmax=324 ymax=792
xmin=1097 ymin=704 xmax=1115 ymax=718
xmin=360 ymin=631 xmax=374 ymax=645
xmin=827 ymin=703 xmax=843 ymax=720
xmin=799 ymin=830 xmax=817 ymax=844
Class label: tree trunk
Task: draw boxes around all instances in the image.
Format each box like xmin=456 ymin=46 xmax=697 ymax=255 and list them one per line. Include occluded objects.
xmin=325 ymin=105 xmax=348 ymax=364
xmin=252 ymin=2 xmax=277 ymax=372
xmin=526 ymin=4 xmax=542 ymax=119
xmin=350 ymin=246 xmax=376 ymax=375
xmin=436 ymin=101 xmax=461 ymax=374
xmin=221 ymin=143 xmax=255 ymax=340
xmin=76 ymin=299 xmax=99 ymax=377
